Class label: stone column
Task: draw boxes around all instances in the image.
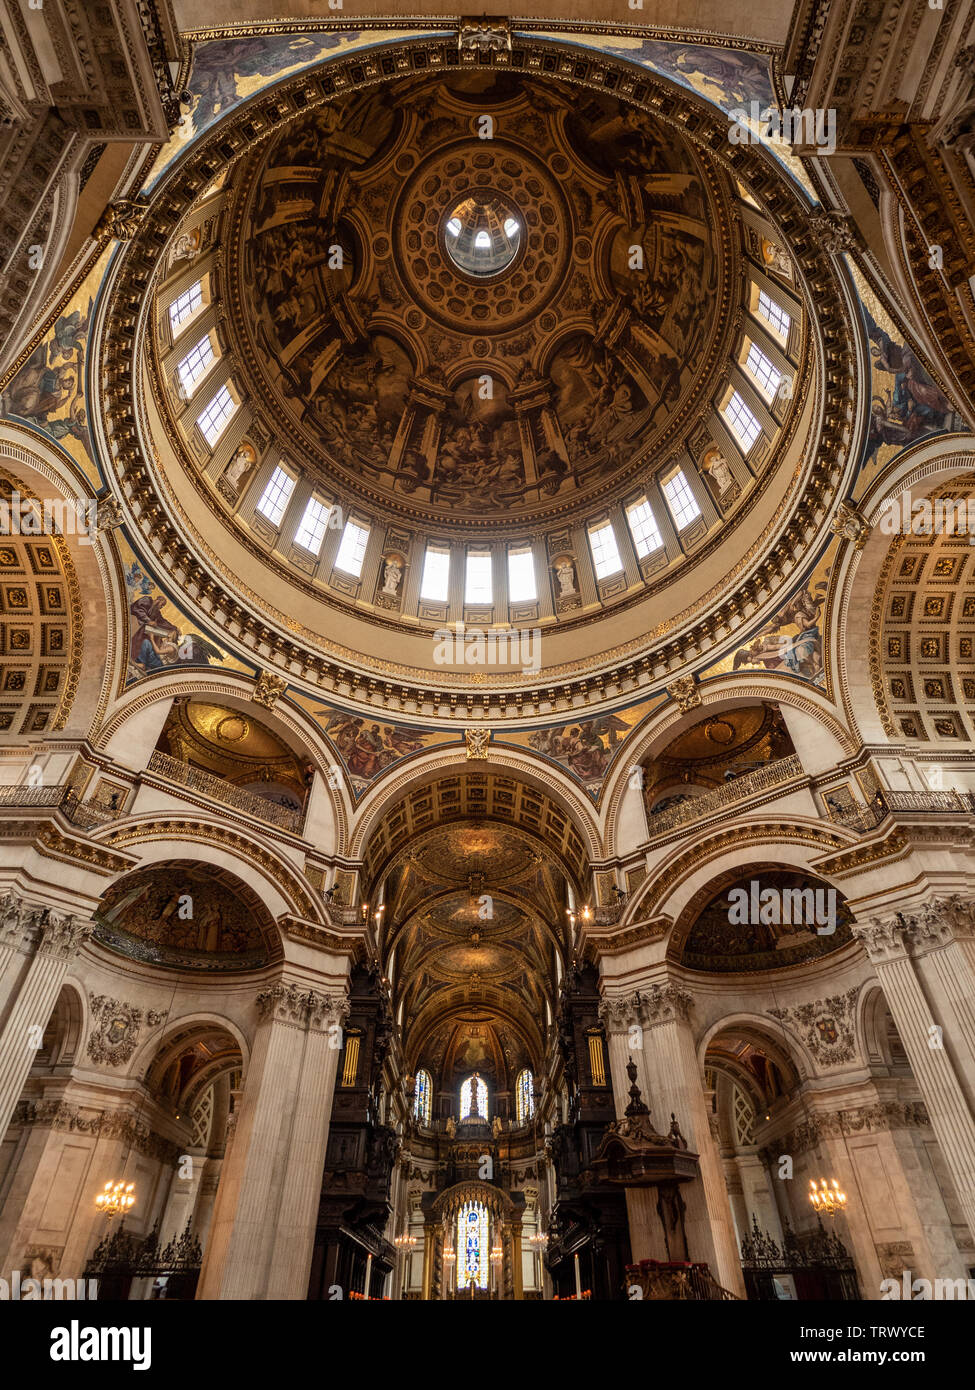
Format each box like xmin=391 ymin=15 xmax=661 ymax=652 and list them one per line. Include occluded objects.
xmin=196 ymin=980 xmax=348 ymax=1300
xmin=602 ymin=983 xmax=745 ymax=1295
xmin=854 ymin=902 xmax=975 ymax=1243
xmin=0 ymin=908 xmax=91 ymax=1140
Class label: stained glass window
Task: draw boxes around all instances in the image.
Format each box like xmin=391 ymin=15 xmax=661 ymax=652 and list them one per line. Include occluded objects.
xmin=413 ymin=1069 xmax=432 ymax=1126
xmin=457 ymin=1201 xmax=489 ymax=1289
xmin=460 ymin=1073 xmax=488 ymax=1120
xmin=516 ymin=1068 xmax=535 ymax=1124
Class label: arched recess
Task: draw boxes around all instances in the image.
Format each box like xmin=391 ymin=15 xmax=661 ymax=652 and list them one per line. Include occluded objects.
xmin=617 ymin=818 xmax=855 ymax=943
xmin=350 ymin=743 xmax=603 ymax=879
xmin=92 ymin=858 xmax=282 ymax=971
xmin=858 ymin=983 xmax=912 ymax=1075
xmin=600 ymin=679 xmax=855 ymax=859
xmin=88 ymin=818 xmax=324 ymax=928
xmin=832 ymin=434 xmax=975 ymax=744
xmin=36 ymin=979 xmax=87 ymax=1069
xmin=0 ymin=425 xmax=120 ymax=739
xmin=699 ymin=1013 xmax=811 ymax=1096
xmin=93 ymin=671 xmax=351 ymax=855
xmin=127 ymin=1010 xmax=250 ymax=1089
xmin=665 ymin=861 xmax=856 ymax=972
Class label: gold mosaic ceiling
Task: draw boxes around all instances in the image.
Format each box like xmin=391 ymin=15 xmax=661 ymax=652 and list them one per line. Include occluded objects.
xmin=221 ymin=70 xmax=733 ymax=528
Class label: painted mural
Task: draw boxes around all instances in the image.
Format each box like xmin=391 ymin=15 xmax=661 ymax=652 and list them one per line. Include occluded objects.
xmin=503 ymin=696 xmax=666 ymax=798
xmin=146 ymin=28 xmax=436 ymax=189
xmin=850 ymin=265 xmax=959 ymax=486
xmin=1 ymin=248 xmax=110 ymax=486
xmin=291 ymin=693 xmax=459 ymax=798
xmin=707 ymin=556 xmax=833 ymax=689
xmin=544 ymin=33 xmax=815 ymax=197
xmin=121 ymin=536 xmax=248 ymax=685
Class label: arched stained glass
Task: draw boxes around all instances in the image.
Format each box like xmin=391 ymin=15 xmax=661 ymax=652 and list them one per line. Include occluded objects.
xmin=516 ymin=1068 xmax=535 ymax=1124
xmin=413 ymin=1068 xmax=432 ymax=1126
xmin=460 ymin=1073 xmax=488 ymax=1120
xmin=457 ymin=1201 xmax=489 ymax=1289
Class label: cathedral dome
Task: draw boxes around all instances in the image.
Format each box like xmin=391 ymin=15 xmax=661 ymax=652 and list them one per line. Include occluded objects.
xmin=106 ymin=56 xmax=853 ymax=699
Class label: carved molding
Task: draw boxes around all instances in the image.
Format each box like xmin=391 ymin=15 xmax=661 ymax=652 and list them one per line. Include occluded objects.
xmin=760 ymin=1100 xmax=931 ymax=1162
xmin=255 ymin=980 xmax=349 ymax=1032
xmin=767 ymin=985 xmax=861 ymax=1065
xmin=86 ymin=994 xmax=167 ymax=1067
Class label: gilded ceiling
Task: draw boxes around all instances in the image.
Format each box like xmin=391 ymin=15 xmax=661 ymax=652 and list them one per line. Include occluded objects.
xmin=222 ymin=71 xmax=729 ymax=526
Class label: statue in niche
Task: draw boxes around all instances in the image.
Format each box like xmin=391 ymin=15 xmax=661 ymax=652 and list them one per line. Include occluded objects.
xmin=702 ymin=449 xmax=737 ymax=499
xmin=381 ymin=556 xmax=403 ymax=597
xmin=555 ymin=559 xmax=576 ymax=597
xmin=224 ymin=444 xmax=255 ymax=491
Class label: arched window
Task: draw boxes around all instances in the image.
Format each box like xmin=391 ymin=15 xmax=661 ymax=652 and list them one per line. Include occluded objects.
xmin=413 ymin=1069 xmax=432 ymax=1126
xmin=457 ymin=1201 xmax=489 ymax=1290
xmin=516 ymin=1068 xmax=535 ymax=1124
xmin=460 ymin=1073 xmax=488 ymax=1120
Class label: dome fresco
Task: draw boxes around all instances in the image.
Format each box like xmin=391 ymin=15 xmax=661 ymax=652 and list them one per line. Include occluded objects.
xmin=1 ymin=13 xmax=973 ymax=1328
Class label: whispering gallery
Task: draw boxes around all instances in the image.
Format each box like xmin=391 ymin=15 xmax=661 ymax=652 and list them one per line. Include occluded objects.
xmin=1 ymin=0 xmax=975 ymax=1325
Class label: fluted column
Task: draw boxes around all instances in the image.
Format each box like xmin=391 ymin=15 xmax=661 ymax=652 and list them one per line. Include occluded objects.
xmin=196 ymin=979 xmax=348 ymax=1300
xmin=854 ymin=902 xmax=975 ymax=1242
xmin=266 ymin=988 xmax=347 ymax=1298
xmin=0 ymin=907 xmax=91 ymax=1139
xmin=601 ymin=983 xmax=745 ymax=1295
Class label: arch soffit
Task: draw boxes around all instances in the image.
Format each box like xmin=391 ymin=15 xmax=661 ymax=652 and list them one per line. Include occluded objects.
xmin=622 ymin=819 xmax=854 ymax=943
xmin=430 ymin=1178 xmax=519 ymax=1220
xmin=831 ymin=435 xmax=975 ymax=743
xmin=0 ymin=424 xmax=121 ymax=736
xmin=89 ymin=816 xmax=323 ymax=926
xmin=348 ymin=743 xmax=603 ymax=866
xmin=127 ymin=1009 xmax=251 ymax=1085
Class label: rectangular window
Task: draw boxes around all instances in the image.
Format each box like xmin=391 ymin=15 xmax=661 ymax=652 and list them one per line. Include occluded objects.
xmin=196 ymin=384 xmax=237 ymax=446
xmin=256 ymin=465 xmax=296 ymax=527
xmin=335 ymin=519 xmax=370 ymax=577
xmin=168 ymin=281 xmax=203 ymax=333
xmin=465 ymin=552 xmax=493 ymax=605
xmin=507 ymin=546 xmax=537 ymax=601
xmin=722 ymin=390 xmax=762 ymax=453
xmin=294 ymin=495 xmax=332 ymax=554
xmin=420 ymin=545 xmax=450 ymax=602
xmin=745 ymin=341 xmax=782 ymax=403
xmin=662 ymin=470 xmax=702 ymax=530
xmin=626 ymin=497 xmax=664 ymax=557
xmin=176 ymin=335 xmax=215 ymax=397
xmin=588 ymin=521 xmax=623 ymax=579
xmin=756 ymin=289 xmax=791 ymax=342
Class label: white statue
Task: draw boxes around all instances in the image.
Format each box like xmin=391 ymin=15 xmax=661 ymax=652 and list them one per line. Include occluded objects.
xmin=382 ymin=557 xmax=403 ymax=597
xmin=224 ymin=446 xmax=252 ymax=490
xmin=555 ymin=559 xmax=576 ymax=597
xmin=704 ymin=450 xmax=736 ymax=496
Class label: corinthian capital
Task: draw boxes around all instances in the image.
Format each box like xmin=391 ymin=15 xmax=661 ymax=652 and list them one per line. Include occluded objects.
xmin=256 ymin=980 xmax=350 ymax=1031
xmin=0 ymin=890 xmax=44 ymax=953
xmin=852 ymin=916 xmax=908 ymax=963
xmin=641 ymin=981 xmax=693 ymax=1027
xmin=306 ymin=988 xmax=351 ymax=1033
xmin=37 ymin=910 xmax=92 ymax=959
xmin=598 ymin=992 xmax=644 ymax=1032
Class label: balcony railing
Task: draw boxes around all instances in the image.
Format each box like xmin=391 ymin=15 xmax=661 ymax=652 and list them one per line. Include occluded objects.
xmin=646 ymin=754 xmax=805 ymax=836
xmin=828 ymin=788 xmax=972 ymax=831
xmin=0 ymin=784 xmax=120 ymax=828
xmin=147 ymin=750 xmax=303 ymax=833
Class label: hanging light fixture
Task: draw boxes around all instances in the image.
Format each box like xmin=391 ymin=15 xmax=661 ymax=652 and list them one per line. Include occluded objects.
xmin=94 ymin=1179 xmax=135 ymax=1218
xmin=808 ymin=1177 xmax=846 ymax=1216
xmin=394 ymin=1230 xmax=417 ymax=1249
